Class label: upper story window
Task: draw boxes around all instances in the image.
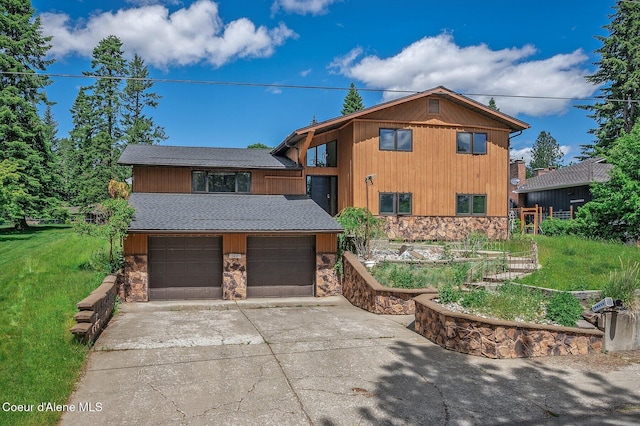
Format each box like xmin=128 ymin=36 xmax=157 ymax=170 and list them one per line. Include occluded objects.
xmin=457 ymin=132 xmax=487 ymax=154
xmin=379 ymin=192 xmax=412 ymax=215
xmin=307 ymin=140 xmax=337 ymax=167
xmin=456 ymin=194 xmax=486 ymax=216
xmin=192 ymin=171 xmax=251 ymax=193
xmin=428 ymin=98 xmax=440 ymax=114
xmin=380 ymin=128 xmax=412 ymax=151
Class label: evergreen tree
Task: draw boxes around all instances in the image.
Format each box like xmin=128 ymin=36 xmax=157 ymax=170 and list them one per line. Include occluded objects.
xmin=528 ymin=131 xmax=564 ymax=172
xmin=74 ymin=36 xmax=128 ymax=207
xmin=579 ymin=1 xmax=640 ymax=157
xmin=310 ymin=115 xmax=318 ymax=125
xmin=488 ymin=98 xmax=500 ymax=111
xmin=247 ymin=143 xmax=271 ymax=149
xmin=575 ymin=123 xmax=640 ymax=240
xmin=122 ymin=54 xmax=166 ymax=145
xmin=0 ymin=0 xmax=56 ymax=228
xmin=341 ymin=82 xmax=365 ymax=115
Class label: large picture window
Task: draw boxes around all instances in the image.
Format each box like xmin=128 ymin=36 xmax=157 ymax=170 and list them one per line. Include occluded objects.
xmin=192 ymin=171 xmax=251 ymax=193
xmin=307 ymin=140 xmax=337 ymax=167
xmin=456 ymin=194 xmax=486 ymax=215
xmin=380 ymin=128 xmax=412 ymax=151
xmin=379 ymin=192 xmax=412 ymax=215
xmin=456 ymin=132 xmax=487 ymax=154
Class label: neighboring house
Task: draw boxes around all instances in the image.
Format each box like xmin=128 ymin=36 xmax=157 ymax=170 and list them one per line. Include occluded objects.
xmin=118 ymin=146 xmax=343 ymax=301
xmin=514 ymin=158 xmax=612 ymax=213
xmin=119 ymin=86 xmax=529 ymax=301
xmin=272 ymin=86 xmax=529 ymax=240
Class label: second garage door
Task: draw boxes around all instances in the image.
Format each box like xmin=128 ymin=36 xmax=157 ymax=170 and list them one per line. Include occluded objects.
xmin=148 ymin=236 xmax=222 ymax=300
xmin=247 ymin=236 xmax=315 ymax=297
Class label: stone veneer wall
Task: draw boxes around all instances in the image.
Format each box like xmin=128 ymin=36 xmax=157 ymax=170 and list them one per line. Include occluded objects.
xmin=342 ymin=251 xmax=437 ymax=314
xmin=316 ymin=253 xmax=341 ymax=297
xmin=122 ymin=255 xmax=148 ymax=302
xmin=414 ymin=294 xmax=603 ymax=358
xmin=382 ymin=216 xmax=508 ymax=241
xmin=223 ymin=254 xmax=247 ymax=300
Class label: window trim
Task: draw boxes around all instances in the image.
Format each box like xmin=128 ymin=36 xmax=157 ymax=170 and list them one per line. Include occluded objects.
xmin=192 ymin=171 xmax=252 ymax=193
xmin=428 ymin=98 xmax=440 ymax=114
xmin=379 ymin=192 xmax=412 ymax=215
xmin=379 ymin=128 xmax=413 ymax=152
xmin=456 ymin=194 xmax=487 ymax=216
xmin=456 ymin=132 xmax=488 ymax=155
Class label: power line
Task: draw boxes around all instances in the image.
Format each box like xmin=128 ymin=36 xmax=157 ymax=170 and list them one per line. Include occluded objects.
xmin=2 ymin=70 xmax=640 ymax=104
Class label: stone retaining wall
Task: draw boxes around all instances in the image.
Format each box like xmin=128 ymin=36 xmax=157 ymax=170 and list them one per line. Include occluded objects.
xmin=342 ymin=251 xmax=437 ymax=314
xmin=316 ymin=253 xmax=341 ymax=297
xmin=70 ymin=274 xmax=119 ymax=344
xmin=382 ymin=216 xmax=508 ymax=241
xmin=414 ymin=294 xmax=603 ymax=358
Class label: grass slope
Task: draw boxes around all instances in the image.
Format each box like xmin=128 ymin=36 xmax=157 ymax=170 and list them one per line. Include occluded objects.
xmin=517 ymin=235 xmax=640 ymax=291
xmin=0 ymin=226 xmax=107 ymax=426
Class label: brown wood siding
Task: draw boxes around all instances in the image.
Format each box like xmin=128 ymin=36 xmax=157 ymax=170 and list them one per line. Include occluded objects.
xmin=316 ymin=233 xmax=337 ymax=253
xmin=252 ymin=170 xmax=305 ymax=195
xmin=337 ymin=123 xmax=354 ymax=211
xmin=349 ymin=121 xmax=509 ymax=217
xmin=123 ymin=233 xmax=148 ymax=255
xmin=133 ymin=166 xmax=191 ymax=193
xmin=223 ymin=234 xmax=247 ymax=253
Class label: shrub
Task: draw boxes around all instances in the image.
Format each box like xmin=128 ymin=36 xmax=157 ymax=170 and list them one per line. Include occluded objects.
xmin=602 ymin=259 xmax=640 ymax=308
xmin=336 ymin=207 xmax=384 ymax=259
xmin=540 ymin=218 xmax=575 ymax=236
xmin=545 ymin=292 xmax=584 ymax=326
xmin=438 ymin=283 xmax=462 ymax=304
xmin=460 ymin=288 xmax=489 ymax=309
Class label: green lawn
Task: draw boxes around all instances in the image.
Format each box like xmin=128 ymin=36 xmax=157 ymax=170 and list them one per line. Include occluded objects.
xmin=0 ymin=226 xmax=107 ymax=426
xmin=517 ymin=235 xmax=640 ymax=291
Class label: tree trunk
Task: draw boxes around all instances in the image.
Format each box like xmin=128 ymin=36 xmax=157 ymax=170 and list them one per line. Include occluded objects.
xmin=14 ymin=217 xmax=30 ymax=231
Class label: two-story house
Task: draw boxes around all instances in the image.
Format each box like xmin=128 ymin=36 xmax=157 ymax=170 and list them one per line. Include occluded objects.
xmin=119 ymin=86 xmax=528 ymax=302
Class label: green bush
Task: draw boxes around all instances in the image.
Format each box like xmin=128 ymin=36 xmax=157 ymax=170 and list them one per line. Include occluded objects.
xmin=545 ymin=292 xmax=584 ymax=326
xmin=602 ymin=259 xmax=640 ymax=307
xmin=438 ymin=283 xmax=462 ymax=304
xmin=540 ymin=218 xmax=575 ymax=236
xmin=460 ymin=288 xmax=489 ymax=308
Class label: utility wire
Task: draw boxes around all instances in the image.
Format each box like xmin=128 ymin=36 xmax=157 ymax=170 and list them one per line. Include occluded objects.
xmin=2 ymin=70 xmax=639 ymax=104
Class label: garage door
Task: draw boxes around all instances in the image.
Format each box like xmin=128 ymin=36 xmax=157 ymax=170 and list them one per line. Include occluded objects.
xmin=148 ymin=236 xmax=222 ymax=300
xmin=247 ymin=236 xmax=315 ymax=297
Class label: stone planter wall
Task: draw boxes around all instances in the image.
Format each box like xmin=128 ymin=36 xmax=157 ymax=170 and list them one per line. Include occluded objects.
xmin=342 ymin=251 xmax=437 ymax=314
xmin=70 ymin=274 xmax=120 ymax=344
xmin=603 ymin=310 xmax=640 ymax=352
xmin=414 ymin=294 xmax=603 ymax=358
xmin=382 ymin=216 xmax=508 ymax=241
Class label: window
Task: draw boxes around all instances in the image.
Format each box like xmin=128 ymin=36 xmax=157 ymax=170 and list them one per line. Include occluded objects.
xmin=379 ymin=192 xmax=412 ymax=215
xmin=456 ymin=132 xmax=487 ymax=154
xmin=380 ymin=129 xmax=412 ymax=151
xmin=192 ymin=171 xmax=251 ymax=193
xmin=428 ymin=98 xmax=440 ymax=114
xmin=456 ymin=194 xmax=486 ymax=215
xmin=307 ymin=140 xmax=337 ymax=167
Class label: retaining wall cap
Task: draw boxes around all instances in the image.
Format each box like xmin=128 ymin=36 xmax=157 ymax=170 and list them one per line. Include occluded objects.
xmin=70 ymin=323 xmax=91 ymax=334
xmin=77 ymin=292 xmax=106 ymax=310
xmin=73 ymin=311 xmax=96 ymax=322
xmin=91 ymin=281 xmax=117 ymax=296
xmin=414 ymin=294 xmax=604 ymax=336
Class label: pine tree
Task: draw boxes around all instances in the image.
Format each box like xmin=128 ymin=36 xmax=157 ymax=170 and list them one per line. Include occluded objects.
xmin=341 ymin=82 xmax=365 ymax=115
xmin=488 ymin=98 xmax=500 ymax=111
xmin=122 ymin=54 xmax=166 ymax=145
xmin=0 ymin=0 xmax=56 ymax=228
xmin=528 ymin=131 xmax=564 ymax=172
xmin=579 ymin=1 xmax=640 ymax=157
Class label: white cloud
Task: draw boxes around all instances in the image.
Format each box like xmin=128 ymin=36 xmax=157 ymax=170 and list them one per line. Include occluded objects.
xmin=300 ymin=68 xmax=312 ymax=77
xmin=329 ymin=33 xmax=598 ymax=117
xmin=40 ymin=0 xmax=297 ymax=68
xmin=271 ymin=0 xmax=339 ymax=15
xmin=510 ymin=145 xmax=571 ymax=165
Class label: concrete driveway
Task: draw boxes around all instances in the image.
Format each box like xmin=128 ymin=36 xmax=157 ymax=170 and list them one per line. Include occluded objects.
xmin=62 ymin=297 xmax=640 ymax=425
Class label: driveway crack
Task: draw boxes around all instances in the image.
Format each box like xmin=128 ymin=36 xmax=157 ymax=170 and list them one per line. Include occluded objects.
xmin=147 ymin=382 xmax=187 ymax=425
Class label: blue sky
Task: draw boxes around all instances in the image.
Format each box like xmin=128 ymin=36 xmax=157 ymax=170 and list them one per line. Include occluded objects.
xmin=33 ymin=0 xmax=615 ymax=164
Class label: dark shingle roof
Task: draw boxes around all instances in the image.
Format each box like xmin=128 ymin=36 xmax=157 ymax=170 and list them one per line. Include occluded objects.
xmin=128 ymin=193 xmax=342 ymax=233
xmin=118 ymin=144 xmax=300 ymax=169
xmin=515 ymin=158 xmax=613 ymax=193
